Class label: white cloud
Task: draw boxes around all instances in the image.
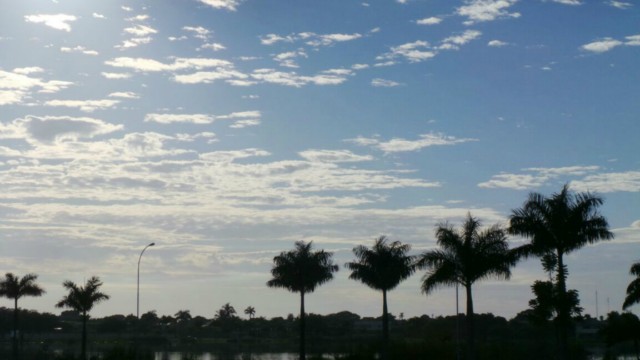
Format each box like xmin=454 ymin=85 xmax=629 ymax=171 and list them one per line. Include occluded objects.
xmin=352 ymin=64 xmax=370 ymax=70
xmin=198 ymin=0 xmax=242 ymax=11
xmin=549 ymin=0 xmax=581 ymax=5
xmin=200 ymin=43 xmax=226 ymax=51
xmin=299 ymin=150 xmax=373 ymax=163
xmin=115 ymin=37 xmax=153 ymax=50
xmin=108 ymin=92 xmax=139 ymax=99
xmin=12 ymin=67 xmax=44 ymax=75
xmin=0 ymin=115 xmax=122 ymax=144
xmin=24 ymin=14 xmax=77 ymax=32
xmin=0 ymin=70 xmax=73 ymax=105
xmin=229 ymin=119 xmax=261 ymax=128
xmin=306 ymin=33 xmax=363 ymax=47
xmin=581 ymin=38 xmax=623 ymax=53
xmin=101 ymin=72 xmax=132 ymax=80
xmin=259 ymin=34 xmax=295 ymax=45
xmin=371 ymin=78 xmax=402 ymax=87
xmin=144 ymin=114 xmax=214 ymax=124
xmin=478 ymin=165 xmax=601 ymax=190
xmin=571 ymin=171 xmax=640 ymax=193
xmin=250 ymin=69 xmax=349 ymax=87
xmin=379 ymin=40 xmax=437 ymax=63
xmin=348 ymin=133 xmax=477 ymax=153
xmin=183 ymin=26 xmax=211 ymax=40
xmin=44 ymin=99 xmax=120 ymax=112
xmin=417 ymin=16 xmax=442 ymax=25
xmin=61 ymin=46 xmax=99 ymax=56
xmin=488 ymin=39 xmax=508 ymax=47
xmin=608 ymin=1 xmax=632 ymax=9
xmin=93 ymin=13 xmax=106 ymax=19
xmin=126 ymin=14 xmax=150 ymax=22
xmin=105 ymin=57 xmax=233 ymax=72
xmin=124 ymin=25 xmax=158 ymax=37
xmin=440 ymin=30 xmax=482 ymax=50
xmin=456 ymin=0 xmax=520 ymax=25
xmin=626 ymin=34 xmax=640 ymax=46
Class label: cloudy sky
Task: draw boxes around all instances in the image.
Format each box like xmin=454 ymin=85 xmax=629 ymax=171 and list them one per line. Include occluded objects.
xmin=0 ymin=0 xmax=638 ymax=320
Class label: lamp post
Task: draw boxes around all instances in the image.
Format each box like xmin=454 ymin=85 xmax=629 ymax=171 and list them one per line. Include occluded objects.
xmin=137 ymin=242 xmax=155 ymax=319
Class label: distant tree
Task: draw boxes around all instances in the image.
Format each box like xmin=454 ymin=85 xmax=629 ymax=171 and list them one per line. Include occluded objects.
xmin=417 ymin=214 xmax=514 ymax=360
xmin=174 ymin=310 xmax=192 ymax=323
xmin=244 ymin=306 xmax=256 ymax=320
xmin=528 ymin=280 xmax=582 ymax=325
xmin=267 ymin=241 xmax=339 ymax=360
xmin=216 ymin=303 xmax=237 ymax=320
xmin=623 ymin=262 xmax=640 ymax=310
xmin=0 ymin=273 xmax=45 ymax=359
xmin=346 ymin=236 xmax=415 ymax=358
xmin=55 ymin=276 xmax=110 ymax=360
xmin=600 ymin=311 xmax=640 ymax=359
xmin=509 ymin=184 xmax=613 ymax=360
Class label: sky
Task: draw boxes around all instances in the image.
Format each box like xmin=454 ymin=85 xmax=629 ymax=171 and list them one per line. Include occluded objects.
xmin=0 ymin=0 xmax=638 ymax=321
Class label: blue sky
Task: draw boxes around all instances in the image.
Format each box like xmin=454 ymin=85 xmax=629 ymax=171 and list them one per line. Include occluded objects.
xmin=0 ymin=0 xmax=638 ymax=320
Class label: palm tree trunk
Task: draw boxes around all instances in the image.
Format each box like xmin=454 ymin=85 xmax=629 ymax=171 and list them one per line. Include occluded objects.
xmin=13 ymin=298 xmax=18 ymax=360
xmin=382 ymin=289 xmax=389 ymax=360
xmin=556 ymin=252 xmax=570 ymax=360
xmin=465 ymin=284 xmax=475 ymax=360
xmin=300 ymin=291 xmax=306 ymax=360
xmin=81 ymin=313 xmax=87 ymax=360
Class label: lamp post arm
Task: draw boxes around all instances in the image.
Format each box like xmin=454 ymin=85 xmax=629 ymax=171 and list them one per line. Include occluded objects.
xmin=137 ymin=242 xmax=155 ymax=319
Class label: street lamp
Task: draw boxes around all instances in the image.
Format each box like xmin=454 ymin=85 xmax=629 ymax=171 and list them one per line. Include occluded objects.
xmin=137 ymin=242 xmax=155 ymax=319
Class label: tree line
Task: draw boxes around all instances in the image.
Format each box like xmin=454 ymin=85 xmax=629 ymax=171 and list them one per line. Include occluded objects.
xmin=2 ymin=185 xmax=640 ymax=360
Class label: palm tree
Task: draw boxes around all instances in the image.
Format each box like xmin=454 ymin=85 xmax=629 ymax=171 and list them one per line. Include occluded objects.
xmin=55 ymin=276 xmax=110 ymax=360
xmin=345 ymin=236 xmax=415 ymax=357
xmin=509 ymin=184 xmax=613 ymax=360
xmin=417 ymin=214 xmax=513 ymax=360
xmin=174 ymin=309 xmax=192 ymax=323
xmin=0 ymin=273 xmax=45 ymax=359
xmin=267 ymin=241 xmax=339 ymax=360
xmin=624 ymin=262 xmax=640 ymax=310
xmin=216 ymin=302 xmax=237 ymax=319
xmin=244 ymin=306 xmax=256 ymax=319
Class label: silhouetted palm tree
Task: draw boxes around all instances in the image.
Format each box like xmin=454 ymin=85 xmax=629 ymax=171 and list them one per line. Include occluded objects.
xmin=346 ymin=236 xmax=415 ymax=357
xmin=244 ymin=306 xmax=256 ymax=319
xmin=267 ymin=241 xmax=339 ymax=360
xmin=216 ymin=302 xmax=237 ymax=319
xmin=417 ymin=214 xmax=513 ymax=360
xmin=509 ymin=184 xmax=613 ymax=360
xmin=0 ymin=273 xmax=45 ymax=359
xmin=55 ymin=276 xmax=110 ymax=360
xmin=624 ymin=262 xmax=640 ymax=310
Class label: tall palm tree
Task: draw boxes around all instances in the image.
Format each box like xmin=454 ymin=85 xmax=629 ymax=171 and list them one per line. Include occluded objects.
xmin=55 ymin=276 xmax=110 ymax=360
xmin=417 ymin=214 xmax=513 ymax=360
xmin=244 ymin=306 xmax=256 ymax=320
xmin=267 ymin=241 xmax=339 ymax=360
xmin=509 ymin=184 xmax=613 ymax=360
xmin=623 ymin=262 xmax=640 ymax=310
xmin=174 ymin=309 xmax=192 ymax=323
xmin=0 ymin=273 xmax=45 ymax=359
xmin=345 ymin=236 xmax=415 ymax=357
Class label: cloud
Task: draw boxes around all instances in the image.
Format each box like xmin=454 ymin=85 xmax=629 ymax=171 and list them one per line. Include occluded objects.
xmin=306 ymin=33 xmax=363 ymax=47
xmin=0 ymin=115 xmax=123 ymax=144
xmin=260 ymin=34 xmax=295 ymax=45
xmin=0 ymin=70 xmax=73 ymax=105
xmin=108 ymin=92 xmax=139 ymax=99
xmin=571 ymin=171 xmax=640 ymax=193
xmin=198 ymin=0 xmax=242 ymax=11
xmin=488 ymin=39 xmax=508 ymax=47
xmin=101 ymin=72 xmax=132 ymax=80
xmin=416 ymin=17 xmax=442 ymax=25
xmin=379 ymin=41 xmax=437 ymax=63
xmin=348 ymin=133 xmax=478 ymax=153
xmin=124 ymin=25 xmax=158 ymax=37
xmin=608 ymin=1 xmax=632 ymax=9
xmin=44 ymin=99 xmax=120 ymax=112
xmin=183 ymin=26 xmax=211 ymax=40
xmin=260 ymin=32 xmax=363 ymax=47
xmin=61 ymin=46 xmax=99 ymax=56
xmin=93 ymin=13 xmax=106 ymax=19
xmin=229 ymin=119 xmax=260 ymax=128
xmin=440 ymin=30 xmax=482 ymax=50
xmin=626 ymin=34 xmax=640 ymax=46
xmin=371 ymin=78 xmax=402 ymax=87
xmin=478 ymin=165 xmax=601 ymax=190
xmin=12 ymin=67 xmax=44 ymax=75
xmin=456 ymin=0 xmax=520 ymax=25
xmin=581 ymin=38 xmax=623 ymax=53
xmin=144 ymin=114 xmax=215 ymax=124
xmin=548 ymin=0 xmax=581 ymax=5
xmin=299 ymin=150 xmax=373 ymax=163
xmin=200 ymin=43 xmax=226 ymax=51
xmin=24 ymin=14 xmax=77 ymax=32
xmin=115 ymin=37 xmax=153 ymax=50
xmin=105 ymin=57 xmax=233 ymax=72
xmin=250 ymin=69 xmax=349 ymax=87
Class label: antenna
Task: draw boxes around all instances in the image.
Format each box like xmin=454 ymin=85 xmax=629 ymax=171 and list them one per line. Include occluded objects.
xmin=595 ymin=290 xmax=599 ymax=319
